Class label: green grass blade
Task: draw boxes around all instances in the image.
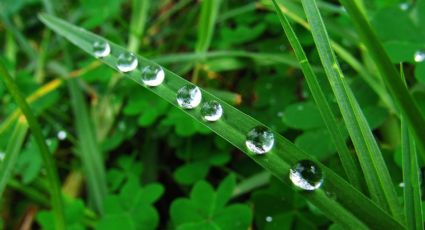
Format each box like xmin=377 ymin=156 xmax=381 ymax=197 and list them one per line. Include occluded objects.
xmin=128 ymin=0 xmax=150 ymax=53
xmin=338 ymin=0 xmax=425 ymax=162
xmin=262 ymin=0 xmax=395 ymax=112
xmin=68 ymin=78 xmax=107 ymax=213
xmin=299 ymin=0 xmax=403 ymax=221
xmin=271 ymin=0 xmax=362 ymax=189
xmin=0 ymin=119 xmax=28 ymax=198
xmin=400 ymin=68 xmax=423 ymax=230
xmin=39 ymin=13 xmax=406 ymax=229
xmin=0 ymin=60 xmax=65 ymax=230
xmin=195 ymin=0 xmax=221 ymax=53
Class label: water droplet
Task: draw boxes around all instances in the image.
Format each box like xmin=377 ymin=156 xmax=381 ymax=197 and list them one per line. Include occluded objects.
xmin=46 ymin=139 xmax=52 ymax=146
xmin=176 ymin=84 xmax=202 ymax=109
xmin=399 ymin=182 xmax=405 ymax=188
xmin=399 ymin=3 xmax=410 ymax=11
xmin=245 ymin=126 xmax=275 ymax=154
xmin=201 ymin=100 xmax=223 ymax=121
xmin=265 ymin=216 xmax=273 ymax=222
xmin=117 ymin=52 xmax=138 ymax=72
xmin=93 ymin=40 xmax=110 ymax=58
xmin=277 ymin=112 xmax=284 ymax=117
xmin=0 ymin=152 xmax=5 ymax=161
xmin=141 ymin=65 xmax=165 ymax=86
xmin=414 ymin=50 xmax=425 ymax=63
xmin=289 ymin=160 xmax=324 ymax=191
xmin=57 ymin=130 xmax=67 ymax=140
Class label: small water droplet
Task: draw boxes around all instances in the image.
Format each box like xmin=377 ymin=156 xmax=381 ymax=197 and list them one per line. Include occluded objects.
xmin=289 ymin=160 xmax=324 ymax=191
xmin=118 ymin=121 xmax=126 ymax=131
xmin=93 ymin=40 xmax=110 ymax=58
xmin=176 ymin=84 xmax=202 ymax=109
xmin=265 ymin=216 xmax=273 ymax=222
xmin=57 ymin=130 xmax=67 ymax=140
xmin=245 ymin=126 xmax=275 ymax=154
xmin=399 ymin=182 xmax=405 ymax=188
xmin=141 ymin=65 xmax=165 ymax=86
xmin=399 ymin=2 xmax=410 ymax=11
xmin=46 ymin=139 xmax=52 ymax=146
xmin=414 ymin=50 xmax=425 ymax=63
xmin=117 ymin=52 xmax=138 ymax=72
xmin=201 ymin=100 xmax=223 ymax=121
xmin=297 ymin=105 xmax=303 ymax=110
xmin=277 ymin=112 xmax=284 ymax=117
xmin=0 ymin=152 xmax=5 ymax=161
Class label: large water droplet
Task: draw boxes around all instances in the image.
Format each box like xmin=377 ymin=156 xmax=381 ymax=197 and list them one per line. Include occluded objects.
xmin=117 ymin=52 xmax=138 ymax=72
xmin=176 ymin=84 xmax=202 ymax=109
xmin=93 ymin=40 xmax=110 ymax=58
xmin=289 ymin=160 xmax=323 ymax=191
xmin=414 ymin=50 xmax=425 ymax=63
xmin=201 ymin=100 xmax=223 ymax=121
xmin=245 ymin=126 xmax=274 ymax=154
xmin=141 ymin=66 xmax=165 ymax=86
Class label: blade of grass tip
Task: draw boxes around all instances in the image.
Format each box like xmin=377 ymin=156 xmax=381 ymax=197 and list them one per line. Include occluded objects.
xmin=400 ymin=66 xmax=423 ymax=230
xmin=271 ymin=0 xmax=362 ymax=190
xmin=338 ymin=0 xmax=425 ymax=163
xmin=39 ymin=14 xmax=406 ymax=229
xmin=0 ymin=117 xmax=28 ymax=199
xmin=128 ymin=0 xmax=150 ymax=53
xmin=68 ymin=78 xmax=107 ymax=214
xmin=192 ymin=0 xmax=221 ymax=83
xmin=0 ymin=60 xmax=65 ymax=230
xmin=299 ymin=0 xmax=403 ymax=221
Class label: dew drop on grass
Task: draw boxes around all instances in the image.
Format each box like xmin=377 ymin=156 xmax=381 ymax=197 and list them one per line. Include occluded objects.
xmin=414 ymin=50 xmax=425 ymax=63
xmin=141 ymin=65 xmax=165 ymax=86
xmin=117 ymin=52 xmax=138 ymax=72
xmin=93 ymin=40 xmax=110 ymax=58
xmin=265 ymin=216 xmax=273 ymax=222
xmin=289 ymin=160 xmax=324 ymax=191
xmin=399 ymin=3 xmax=410 ymax=11
xmin=201 ymin=100 xmax=223 ymax=121
xmin=0 ymin=151 xmax=5 ymax=161
xmin=245 ymin=126 xmax=275 ymax=154
xmin=177 ymin=84 xmax=202 ymax=109
xmin=57 ymin=130 xmax=67 ymax=140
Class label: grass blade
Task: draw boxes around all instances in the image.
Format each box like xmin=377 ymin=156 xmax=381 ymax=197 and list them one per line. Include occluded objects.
xmin=195 ymin=0 xmax=221 ymax=53
xmin=39 ymin=13 xmax=405 ymax=229
xmin=68 ymin=78 xmax=108 ymax=213
xmin=0 ymin=60 xmax=65 ymax=230
xmin=299 ymin=0 xmax=403 ymax=221
xmin=128 ymin=0 xmax=150 ymax=53
xmin=400 ymin=67 xmax=423 ymax=230
xmin=271 ymin=0 xmax=362 ymax=189
xmin=0 ymin=118 xmax=28 ymax=198
xmin=338 ymin=0 xmax=425 ymax=162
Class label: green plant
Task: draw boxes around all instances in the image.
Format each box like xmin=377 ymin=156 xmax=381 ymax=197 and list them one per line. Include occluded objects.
xmin=0 ymin=0 xmax=424 ymax=229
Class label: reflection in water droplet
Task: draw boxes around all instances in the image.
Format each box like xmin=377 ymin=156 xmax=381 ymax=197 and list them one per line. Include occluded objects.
xmin=57 ymin=130 xmax=67 ymax=140
xmin=414 ymin=50 xmax=425 ymax=63
xmin=265 ymin=216 xmax=273 ymax=222
xmin=117 ymin=52 xmax=138 ymax=72
xmin=245 ymin=126 xmax=274 ymax=154
xmin=93 ymin=40 xmax=111 ymax=58
xmin=201 ymin=100 xmax=223 ymax=121
xmin=141 ymin=66 xmax=165 ymax=86
xmin=399 ymin=182 xmax=405 ymax=188
xmin=176 ymin=85 xmax=202 ymax=109
xmin=289 ymin=160 xmax=324 ymax=191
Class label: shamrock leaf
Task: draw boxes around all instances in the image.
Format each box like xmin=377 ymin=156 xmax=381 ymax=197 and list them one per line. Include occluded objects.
xmin=170 ymin=175 xmax=252 ymax=230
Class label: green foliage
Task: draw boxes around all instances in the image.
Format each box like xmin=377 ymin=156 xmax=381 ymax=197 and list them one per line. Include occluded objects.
xmin=170 ymin=175 xmax=252 ymax=230
xmin=1 ymin=0 xmax=424 ymax=229
xmin=97 ymin=176 xmax=164 ymax=230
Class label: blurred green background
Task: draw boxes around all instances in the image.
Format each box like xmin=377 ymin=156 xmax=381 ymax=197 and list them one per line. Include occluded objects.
xmin=0 ymin=0 xmax=424 ymax=229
